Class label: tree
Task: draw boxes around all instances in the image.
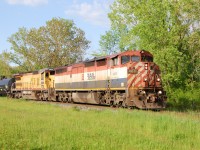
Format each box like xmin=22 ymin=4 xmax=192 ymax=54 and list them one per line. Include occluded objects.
xmin=7 ymin=18 xmax=90 ymax=71
xmin=0 ymin=52 xmax=13 ymax=77
xmin=100 ymin=0 xmax=200 ymax=90
xmin=99 ymin=0 xmax=200 ymax=109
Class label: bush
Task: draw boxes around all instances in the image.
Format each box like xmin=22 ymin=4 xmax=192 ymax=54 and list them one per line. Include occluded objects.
xmin=167 ymin=88 xmax=200 ymax=111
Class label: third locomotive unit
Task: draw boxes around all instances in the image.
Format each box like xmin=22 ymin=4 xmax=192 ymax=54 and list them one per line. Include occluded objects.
xmin=10 ymin=50 xmax=167 ymax=109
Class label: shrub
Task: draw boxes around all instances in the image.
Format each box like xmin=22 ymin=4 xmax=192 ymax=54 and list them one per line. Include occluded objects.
xmin=167 ymin=88 xmax=200 ymax=111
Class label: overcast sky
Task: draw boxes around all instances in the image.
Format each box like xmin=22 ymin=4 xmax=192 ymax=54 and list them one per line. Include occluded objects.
xmin=0 ymin=0 xmax=113 ymax=58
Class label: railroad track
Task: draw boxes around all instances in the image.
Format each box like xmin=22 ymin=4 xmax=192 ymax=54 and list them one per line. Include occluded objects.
xmin=32 ymin=100 xmax=119 ymax=111
xmin=7 ymin=97 xmax=160 ymax=111
xmin=40 ymin=101 xmax=162 ymax=111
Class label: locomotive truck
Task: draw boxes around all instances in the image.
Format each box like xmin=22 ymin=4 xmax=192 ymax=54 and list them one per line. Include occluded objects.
xmin=10 ymin=50 xmax=167 ymax=109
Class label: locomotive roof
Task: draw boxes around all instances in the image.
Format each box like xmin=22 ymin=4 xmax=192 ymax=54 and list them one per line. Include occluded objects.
xmin=13 ymin=68 xmax=54 ymax=76
xmin=38 ymin=68 xmax=54 ymax=73
xmin=84 ymin=55 xmax=107 ymax=62
xmin=54 ymin=50 xmax=152 ymax=70
xmin=13 ymin=50 xmax=153 ymax=73
xmin=85 ymin=50 xmax=152 ymax=62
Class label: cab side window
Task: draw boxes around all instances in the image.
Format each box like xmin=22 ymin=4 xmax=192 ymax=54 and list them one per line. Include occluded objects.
xmin=111 ymin=57 xmax=118 ymax=66
xmin=45 ymin=73 xmax=49 ymax=77
xmin=141 ymin=56 xmax=153 ymax=62
xmin=97 ymin=59 xmax=106 ymax=67
xmin=85 ymin=61 xmax=95 ymax=67
xmin=50 ymin=71 xmax=55 ymax=75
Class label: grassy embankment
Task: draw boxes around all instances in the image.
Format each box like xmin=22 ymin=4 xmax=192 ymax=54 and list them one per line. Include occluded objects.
xmin=0 ymin=97 xmax=200 ymax=150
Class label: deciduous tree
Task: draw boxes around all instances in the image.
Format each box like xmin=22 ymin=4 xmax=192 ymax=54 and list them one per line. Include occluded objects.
xmin=0 ymin=52 xmax=13 ymax=77
xmin=7 ymin=18 xmax=90 ymax=71
xmin=100 ymin=0 xmax=200 ymax=91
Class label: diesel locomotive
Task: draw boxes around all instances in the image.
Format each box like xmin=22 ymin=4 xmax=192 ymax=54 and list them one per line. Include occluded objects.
xmin=10 ymin=50 xmax=167 ymax=109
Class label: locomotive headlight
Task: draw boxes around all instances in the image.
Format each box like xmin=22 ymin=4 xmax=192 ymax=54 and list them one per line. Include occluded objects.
xmin=144 ymin=63 xmax=148 ymax=70
xmin=138 ymin=90 xmax=146 ymax=95
xmin=144 ymin=78 xmax=147 ymax=82
xmin=142 ymin=91 xmax=146 ymax=95
xmin=158 ymin=90 xmax=162 ymax=95
xmin=5 ymin=85 xmax=8 ymax=89
xmin=157 ymin=78 xmax=160 ymax=82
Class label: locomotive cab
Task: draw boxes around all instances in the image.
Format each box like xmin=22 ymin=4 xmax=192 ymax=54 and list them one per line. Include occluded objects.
xmin=41 ymin=69 xmax=55 ymax=89
xmin=120 ymin=50 xmax=166 ymax=109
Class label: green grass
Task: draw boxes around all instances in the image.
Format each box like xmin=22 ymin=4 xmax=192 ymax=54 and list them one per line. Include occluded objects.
xmin=0 ymin=97 xmax=200 ymax=150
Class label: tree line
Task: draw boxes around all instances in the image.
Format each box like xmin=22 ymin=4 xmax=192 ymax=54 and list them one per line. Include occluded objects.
xmin=98 ymin=0 xmax=200 ymax=110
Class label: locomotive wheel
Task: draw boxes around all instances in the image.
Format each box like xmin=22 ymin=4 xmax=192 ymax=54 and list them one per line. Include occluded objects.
xmin=58 ymin=96 xmax=62 ymax=102
xmin=117 ymin=101 xmax=123 ymax=108
xmin=67 ymin=97 xmax=73 ymax=103
xmin=65 ymin=98 xmax=68 ymax=103
xmin=62 ymin=97 xmax=68 ymax=103
xmin=68 ymin=99 xmax=74 ymax=103
xmin=109 ymin=101 xmax=116 ymax=107
xmin=127 ymin=105 xmax=134 ymax=109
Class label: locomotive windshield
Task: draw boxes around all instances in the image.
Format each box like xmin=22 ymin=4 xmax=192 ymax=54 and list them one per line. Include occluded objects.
xmin=131 ymin=55 xmax=140 ymax=62
xmin=121 ymin=55 xmax=141 ymax=64
xmin=141 ymin=55 xmax=153 ymax=62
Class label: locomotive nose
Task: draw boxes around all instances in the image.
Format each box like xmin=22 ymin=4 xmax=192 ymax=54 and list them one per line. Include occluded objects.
xmin=142 ymin=62 xmax=161 ymax=87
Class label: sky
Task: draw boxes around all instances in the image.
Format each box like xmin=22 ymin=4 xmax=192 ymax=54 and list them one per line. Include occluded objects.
xmin=0 ymin=0 xmax=113 ymax=58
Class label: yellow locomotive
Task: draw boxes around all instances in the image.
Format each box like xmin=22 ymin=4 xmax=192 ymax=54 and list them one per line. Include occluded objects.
xmin=12 ymin=68 xmax=55 ymax=100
